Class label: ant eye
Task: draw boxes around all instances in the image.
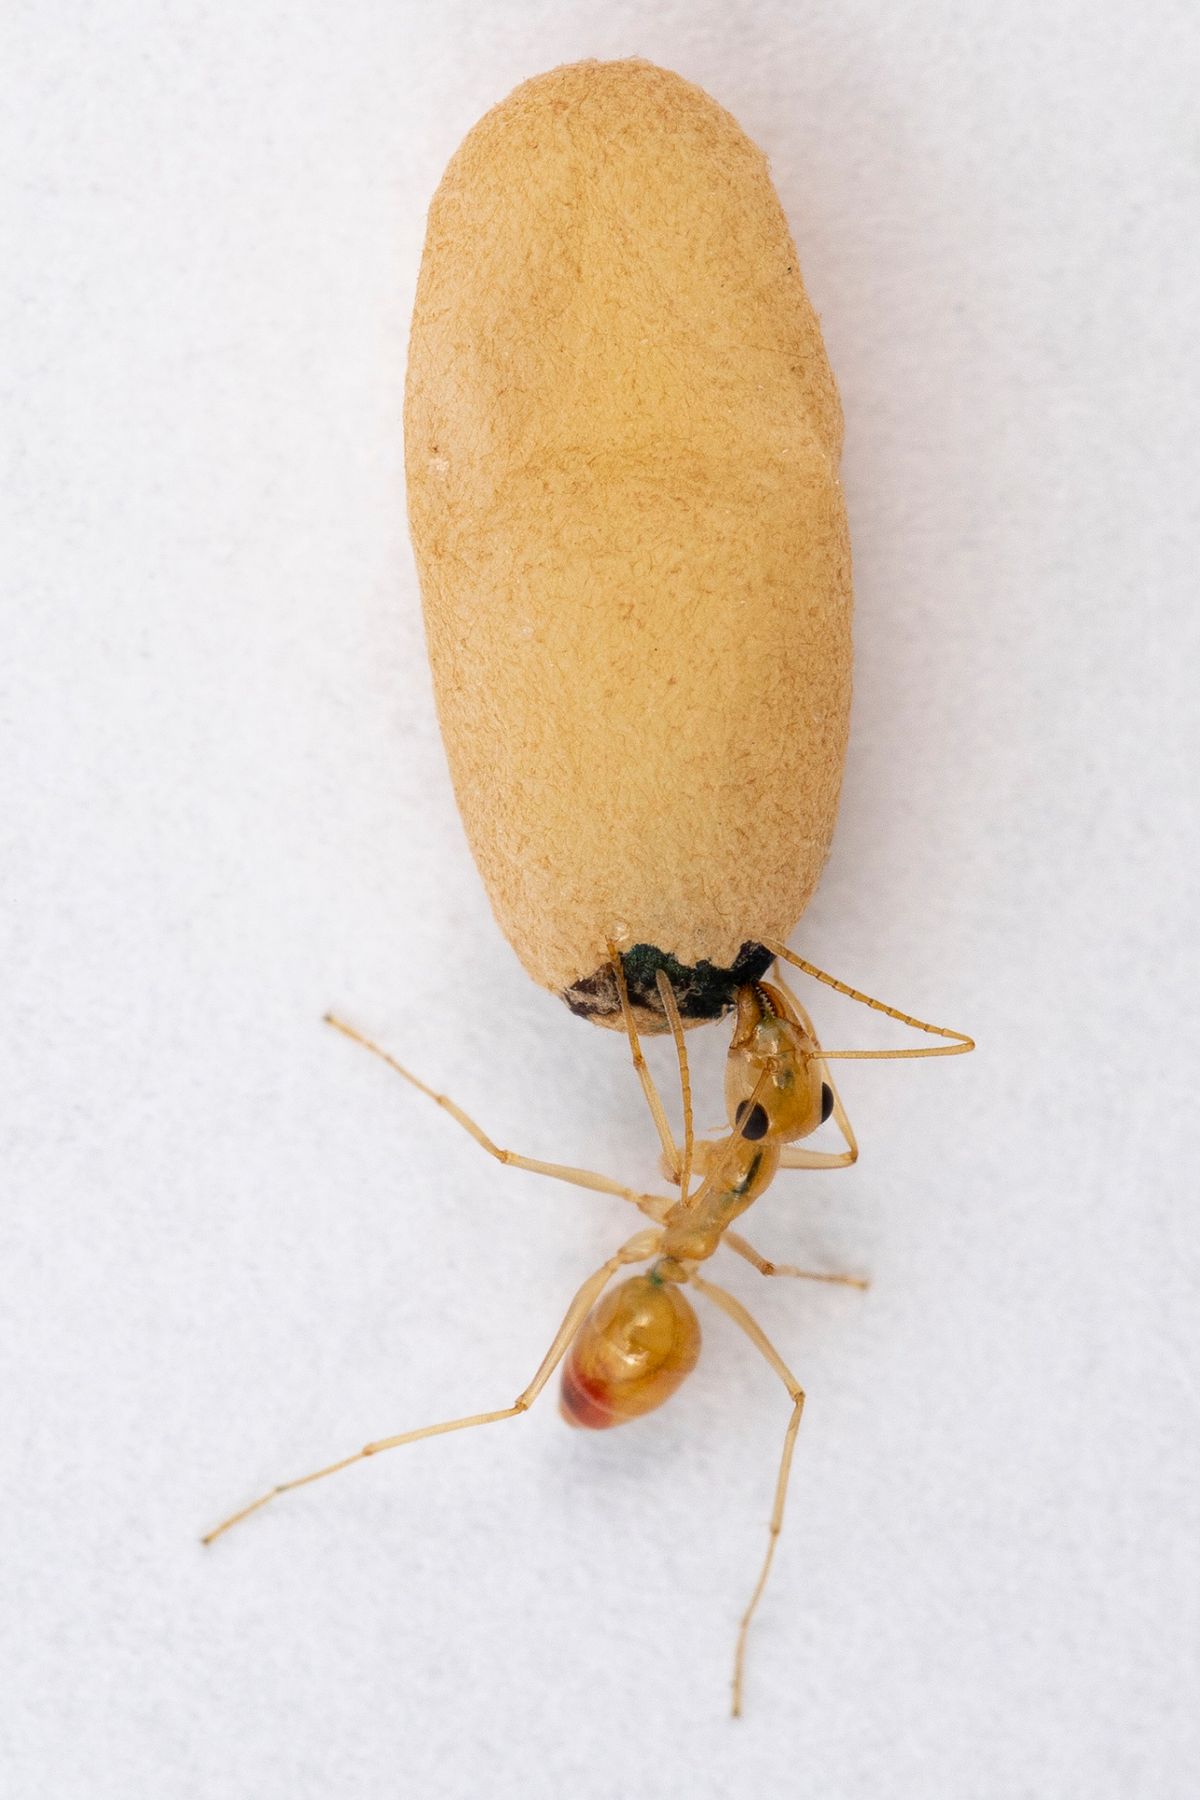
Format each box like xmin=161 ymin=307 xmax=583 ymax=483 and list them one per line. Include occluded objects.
xmin=821 ymin=1082 xmax=834 ymax=1124
xmin=737 ymin=1101 xmax=769 ymax=1141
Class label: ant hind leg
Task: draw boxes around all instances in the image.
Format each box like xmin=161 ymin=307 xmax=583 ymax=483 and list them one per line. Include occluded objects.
xmin=202 ymin=1229 xmax=662 ymax=1545
xmin=687 ymin=1271 xmax=808 ymax=1719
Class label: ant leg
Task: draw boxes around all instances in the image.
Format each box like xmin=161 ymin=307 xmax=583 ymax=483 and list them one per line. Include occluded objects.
xmin=775 ymin=1141 xmax=857 ymax=1171
xmin=324 ymin=1015 xmax=667 ymax=1224
xmin=667 ymin=1065 xmax=777 ymax=1214
xmin=687 ymin=1271 xmax=807 ymax=1720
xmin=762 ymin=969 xmax=859 ymax=1171
xmin=762 ymin=939 xmax=975 ymax=1060
xmin=202 ymin=1228 xmax=662 ymax=1545
xmin=723 ymin=1232 xmax=869 ymax=1291
xmin=607 ymin=942 xmax=683 ymax=1184
xmin=664 ymin=1137 xmax=714 ymax=1183
xmin=655 ymin=970 xmax=695 ymax=1201
xmin=775 ymin=1138 xmax=857 ymax=1172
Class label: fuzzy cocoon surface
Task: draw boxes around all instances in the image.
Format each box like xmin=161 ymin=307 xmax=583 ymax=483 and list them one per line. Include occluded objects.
xmin=405 ymin=58 xmax=852 ymax=1025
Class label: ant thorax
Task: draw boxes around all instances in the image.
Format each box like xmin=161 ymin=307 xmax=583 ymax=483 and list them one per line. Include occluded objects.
xmin=659 ymin=1133 xmax=782 ymax=1264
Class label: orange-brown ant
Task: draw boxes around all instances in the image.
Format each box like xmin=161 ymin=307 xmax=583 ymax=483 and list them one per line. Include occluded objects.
xmin=203 ymin=939 xmax=971 ymax=1715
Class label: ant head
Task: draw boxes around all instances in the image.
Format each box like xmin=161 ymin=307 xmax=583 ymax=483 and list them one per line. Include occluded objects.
xmin=724 ymin=981 xmax=831 ymax=1146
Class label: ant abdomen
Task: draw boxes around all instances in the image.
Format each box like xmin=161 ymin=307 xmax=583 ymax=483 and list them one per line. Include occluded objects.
xmin=559 ymin=1273 xmax=701 ymax=1430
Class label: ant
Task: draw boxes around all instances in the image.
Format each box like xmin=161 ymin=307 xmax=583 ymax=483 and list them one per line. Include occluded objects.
xmin=203 ymin=939 xmax=972 ymax=1715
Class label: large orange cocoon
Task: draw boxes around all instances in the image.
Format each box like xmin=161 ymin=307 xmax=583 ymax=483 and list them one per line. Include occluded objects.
xmin=405 ymin=59 xmax=852 ymax=1031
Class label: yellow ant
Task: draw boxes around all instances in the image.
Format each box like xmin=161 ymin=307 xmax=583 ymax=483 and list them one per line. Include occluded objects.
xmin=203 ymin=939 xmax=972 ymax=1716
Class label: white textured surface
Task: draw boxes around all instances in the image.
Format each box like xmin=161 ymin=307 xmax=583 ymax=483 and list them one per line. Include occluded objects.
xmin=2 ymin=4 xmax=1197 ymax=1797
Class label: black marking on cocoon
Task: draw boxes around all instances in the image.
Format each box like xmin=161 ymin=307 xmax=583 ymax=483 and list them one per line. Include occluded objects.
xmin=563 ymin=941 xmax=773 ymax=1027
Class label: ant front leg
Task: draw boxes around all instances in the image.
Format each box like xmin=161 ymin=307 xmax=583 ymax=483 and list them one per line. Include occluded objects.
xmin=759 ymin=968 xmax=859 ymax=1170
xmin=654 ymin=968 xmax=696 ymax=1201
xmin=608 ymin=943 xmax=686 ymax=1187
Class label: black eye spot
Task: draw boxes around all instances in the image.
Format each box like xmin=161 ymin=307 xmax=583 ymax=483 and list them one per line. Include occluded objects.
xmin=821 ymin=1082 xmax=834 ymax=1125
xmin=739 ymin=1102 xmax=769 ymax=1141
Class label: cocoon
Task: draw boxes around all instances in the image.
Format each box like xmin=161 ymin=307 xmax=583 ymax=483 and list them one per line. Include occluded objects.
xmin=406 ymin=58 xmax=851 ymax=1029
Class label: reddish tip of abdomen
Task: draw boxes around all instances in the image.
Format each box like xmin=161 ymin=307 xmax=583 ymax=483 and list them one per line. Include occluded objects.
xmin=559 ymin=1357 xmax=619 ymax=1430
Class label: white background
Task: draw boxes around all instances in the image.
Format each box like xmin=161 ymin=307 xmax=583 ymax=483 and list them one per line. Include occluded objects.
xmin=3 ymin=3 xmax=1197 ymax=1797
